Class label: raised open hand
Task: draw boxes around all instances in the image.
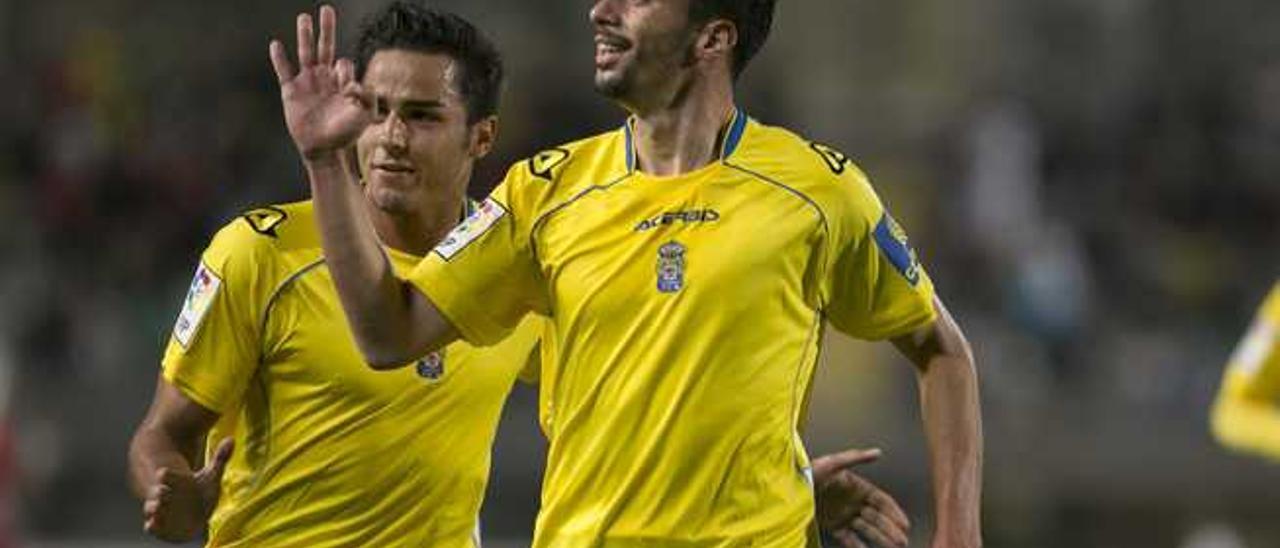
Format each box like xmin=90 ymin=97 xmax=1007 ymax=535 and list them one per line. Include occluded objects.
xmin=269 ymin=5 xmax=370 ymax=161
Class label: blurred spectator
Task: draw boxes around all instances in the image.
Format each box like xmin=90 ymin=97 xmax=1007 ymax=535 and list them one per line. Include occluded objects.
xmin=0 ymin=350 xmax=14 ymax=548
xmin=962 ymin=97 xmax=1094 ymax=385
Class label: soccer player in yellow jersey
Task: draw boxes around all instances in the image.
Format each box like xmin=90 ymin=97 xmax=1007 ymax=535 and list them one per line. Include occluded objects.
xmin=1212 ymin=282 xmax=1280 ymax=461
xmin=129 ymin=3 xmax=906 ymax=546
xmin=126 ymin=4 xmax=542 ymax=546
xmin=275 ymin=1 xmax=976 ymax=546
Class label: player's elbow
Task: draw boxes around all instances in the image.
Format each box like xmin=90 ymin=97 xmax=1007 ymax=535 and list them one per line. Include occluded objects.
xmin=358 ymin=343 xmax=415 ymax=370
xmin=352 ymin=321 xmax=450 ymax=370
xmin=897 ymin=298 xmax=976 ymax=375
xmin=950 ymin=326 xmax=976 ymax=368
xmin=344 ymin=317 xmax=418 ymax=370
xmin=361 ymin=357 xmax=392 ymax=370
xmin=921 ymin=324 xmax=976 ymax=376
xmin=355 ymin=282 xmax=452 ymax=370
xmin=356 ymin=333 xmax=432 ymax=370
xmin=364 ymin=356 xmax=408 ymax=371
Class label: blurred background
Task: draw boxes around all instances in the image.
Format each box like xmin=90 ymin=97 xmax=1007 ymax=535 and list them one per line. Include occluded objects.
xmin=1 ymin=0 xmax=1278 ymax=546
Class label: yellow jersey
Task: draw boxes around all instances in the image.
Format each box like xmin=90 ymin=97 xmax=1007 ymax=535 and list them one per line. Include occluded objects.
xmin=162 ymin=200 xmax=540 ymax=547
xmin=1212 ymin=282 xmax=1280 ymax=461
xmin=410 ymin=109 xmax=938 ymax=546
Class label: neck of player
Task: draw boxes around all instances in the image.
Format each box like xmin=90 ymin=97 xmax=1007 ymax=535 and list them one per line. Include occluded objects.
xmin=630 ymin=73 xmax=735 ymax=177
xmin=365 ymin=184 xmax=468 ymax=258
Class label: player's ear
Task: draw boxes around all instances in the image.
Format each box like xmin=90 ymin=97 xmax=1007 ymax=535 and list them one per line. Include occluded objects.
xmin=467 ymin=115 xmax=498 ymax=159
xmin=696 ymin=19 xmax=737 ymax=66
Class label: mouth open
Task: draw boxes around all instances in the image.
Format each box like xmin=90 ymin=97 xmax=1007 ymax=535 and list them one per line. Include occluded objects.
xmin=594 ymin=34 xmax=631 ymax=68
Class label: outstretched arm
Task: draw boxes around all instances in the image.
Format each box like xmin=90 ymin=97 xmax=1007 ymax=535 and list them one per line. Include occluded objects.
xmin=891 ymin=297 xmax=982 ymax=548
xmin=270 ymin=6 xmax=456 ymax=368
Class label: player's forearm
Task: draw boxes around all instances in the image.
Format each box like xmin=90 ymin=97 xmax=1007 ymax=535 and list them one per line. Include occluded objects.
xmin=127 ymin=425 xmax=197 ymax=500
xmin=1211 ymin=395 xmax=1280 ymax=460
xmin=305 ymin=153 xmax=435 ymax=367
xmin=896 ymin=298 xmax=983 ymax=547
xmin=917 ymin=348 xmax=983 ymax=548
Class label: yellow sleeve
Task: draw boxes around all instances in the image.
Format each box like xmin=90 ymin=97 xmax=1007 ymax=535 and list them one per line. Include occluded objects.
xmin=160 ymin=220 xmax=273 ymax=414
xmin=509 ymin=315 xmax=545 ymax=385
xmin=408 ymin=163 xmax=549 ymax=346
xmin=822 ymin=162 xmax=936 ymax=340
xmin=1211 ymin=283 xmax=1280 ymax=460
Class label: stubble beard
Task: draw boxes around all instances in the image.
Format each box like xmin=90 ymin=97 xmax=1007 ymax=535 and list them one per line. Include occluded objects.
xmin=364 ymin=180 xmax=418 ymax=217
xmin=594 ymin=65 xmax=633 ymax=100
xmin=594 ymin=29 xmax=700 ymax=104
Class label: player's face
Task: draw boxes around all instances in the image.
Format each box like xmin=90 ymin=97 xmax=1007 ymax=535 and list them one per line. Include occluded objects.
xmin=356 ymin=50 xmax=489 ymax=215
xmin=591 ymin=0 xmax=701 ymax=101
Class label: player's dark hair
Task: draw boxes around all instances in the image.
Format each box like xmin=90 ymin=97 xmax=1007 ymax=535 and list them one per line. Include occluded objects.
xmin=355 ymin=1 xmax=503 ymax=123
xmin=688 ymin=0 xmax=776 ymax=79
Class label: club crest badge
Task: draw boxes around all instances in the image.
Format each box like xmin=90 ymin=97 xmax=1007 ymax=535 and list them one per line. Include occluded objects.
xmin=415 ymin=351 xmax=446 ymax=382
xmin=656 ymin=241 xmax=686 ymax=293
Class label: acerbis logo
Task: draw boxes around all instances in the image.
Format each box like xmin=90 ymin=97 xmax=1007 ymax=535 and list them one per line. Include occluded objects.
xmin=634 ymin=209 xmax=720 ymax=232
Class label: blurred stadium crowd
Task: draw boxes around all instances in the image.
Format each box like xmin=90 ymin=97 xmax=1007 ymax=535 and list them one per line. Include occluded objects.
xmin=0 ymin=0 xmax=1277 ymax=546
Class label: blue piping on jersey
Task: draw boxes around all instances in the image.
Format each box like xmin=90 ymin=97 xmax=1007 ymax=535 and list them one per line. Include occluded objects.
xmin=719 ymin=107 xmax=748 ymax=159
xmin=624 ymin=119 xmax=637 ymax=173
xmin=622 ymin=106 xmax=747 ymax=173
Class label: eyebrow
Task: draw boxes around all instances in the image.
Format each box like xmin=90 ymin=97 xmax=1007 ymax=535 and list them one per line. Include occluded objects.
xmin=400 ymin=99 xmax=446 ymax=109
xmin=374 ymin=95 xmax=448 ymax=110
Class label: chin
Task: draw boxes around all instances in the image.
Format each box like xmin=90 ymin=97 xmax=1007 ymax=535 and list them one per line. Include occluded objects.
xmin=591 ymin=78 xmax=627 ymax=99
xmin=366 ymin=186 xmax=417 ymax=215
xmin=594 ymin=73 xmax=630 ymax=99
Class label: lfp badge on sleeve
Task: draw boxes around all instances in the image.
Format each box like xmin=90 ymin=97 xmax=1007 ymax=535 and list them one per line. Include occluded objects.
xmin=656 ymin=241 xmax=686 ymax=294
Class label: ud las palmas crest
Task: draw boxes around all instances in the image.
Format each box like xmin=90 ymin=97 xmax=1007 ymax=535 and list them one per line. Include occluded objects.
xmin=415 ymin=350 xmax=446 ymax=382
xmin=657 ymin=241 xmax=686 ymax=293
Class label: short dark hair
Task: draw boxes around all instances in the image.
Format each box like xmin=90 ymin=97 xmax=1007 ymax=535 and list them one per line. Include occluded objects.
xmin=688 ymin=0 xmax=776 ymax=79
xmin=355 ymin=1 xmax=504 ymax=123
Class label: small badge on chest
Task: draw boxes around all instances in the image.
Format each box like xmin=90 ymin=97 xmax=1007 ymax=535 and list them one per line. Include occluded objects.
xmin=415 ymin=351 xmax=446 ymax=381
xmin=657 ymin=241 xmax=686 ymax=293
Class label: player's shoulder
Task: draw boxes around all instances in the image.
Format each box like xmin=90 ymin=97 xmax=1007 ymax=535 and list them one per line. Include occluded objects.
xmin=204 ymin=200 xmax=322 ymax=276
xmin=503 ymin=128 xmax=632 ymax=205
xmin=736 ymin=120 xmax=870 ymax=185
xmin=732 ymin=118 xmax=881 ymax=219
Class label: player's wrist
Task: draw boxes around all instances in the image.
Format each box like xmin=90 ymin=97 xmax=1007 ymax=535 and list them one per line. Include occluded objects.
xmin=930 ymin=527 xmax=982 ymax=548
xmin=301 ymin=147 xmax=347 ymax=167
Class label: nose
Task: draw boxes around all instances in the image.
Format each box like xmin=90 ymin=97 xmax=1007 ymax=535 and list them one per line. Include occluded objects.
xmin=590 ymin=0 xmax=620 ymax=28
xmin=377 ymin=112 xmax=409 ymax=152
